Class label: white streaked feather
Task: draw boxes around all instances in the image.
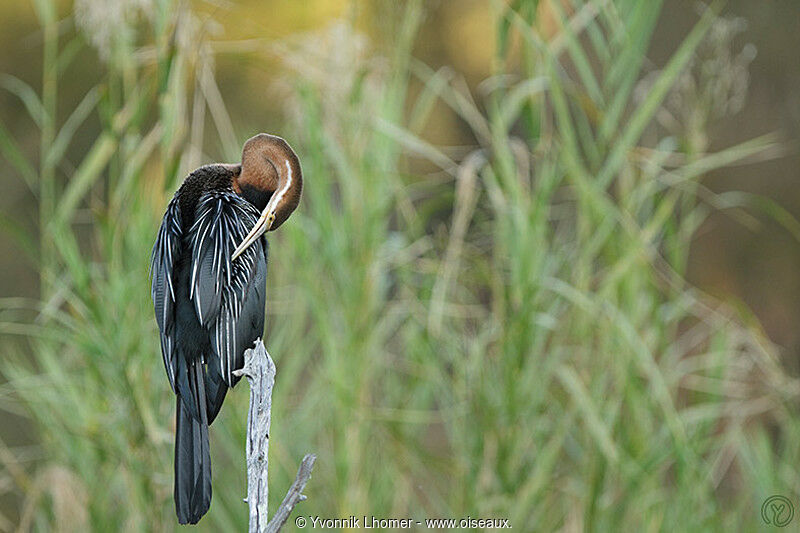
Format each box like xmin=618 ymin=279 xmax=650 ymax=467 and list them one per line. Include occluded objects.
xmin=188 ymin=190 xmax=262 ymax=384
xmin=150 ymin=195 xmax=183 ymax=391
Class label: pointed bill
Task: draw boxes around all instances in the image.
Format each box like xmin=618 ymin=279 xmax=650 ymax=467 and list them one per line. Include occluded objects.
xmin=232 ymin=210 xmax=275 ymax=261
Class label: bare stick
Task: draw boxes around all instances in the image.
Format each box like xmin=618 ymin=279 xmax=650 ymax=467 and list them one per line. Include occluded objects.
xmin=233 ymin=339 xmax=274 ymax=532
xmin=266 ymin=454 xmax=317 ymax=533
xmin=233 ymin=339 xmax=315 ymax=533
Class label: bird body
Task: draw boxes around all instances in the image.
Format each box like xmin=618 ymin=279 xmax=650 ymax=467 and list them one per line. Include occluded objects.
xmin=151 ymin=135 xmax=301 ymax=524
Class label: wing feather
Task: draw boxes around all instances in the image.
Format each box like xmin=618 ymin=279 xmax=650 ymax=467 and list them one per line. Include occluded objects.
xmin=151 ymin=196 xmax=183 ymax=391
xmin=189 ymin=191 xmax=267 ymax=387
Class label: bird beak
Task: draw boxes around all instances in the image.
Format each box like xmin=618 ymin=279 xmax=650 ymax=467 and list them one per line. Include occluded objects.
xmin=232 ymin=209 xmax=275 ymax=261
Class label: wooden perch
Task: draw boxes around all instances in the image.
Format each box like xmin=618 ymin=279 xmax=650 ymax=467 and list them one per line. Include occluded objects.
xmin=233 ymin=339 xmax=316 ymax=533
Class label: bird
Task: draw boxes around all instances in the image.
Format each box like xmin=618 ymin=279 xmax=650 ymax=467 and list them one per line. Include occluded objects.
xmin=150 ymin=133 xmax=302 ymax=524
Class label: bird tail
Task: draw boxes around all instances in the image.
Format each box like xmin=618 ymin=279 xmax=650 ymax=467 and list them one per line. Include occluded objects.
xmin=174 ymin=364 xmax=212 ymax=524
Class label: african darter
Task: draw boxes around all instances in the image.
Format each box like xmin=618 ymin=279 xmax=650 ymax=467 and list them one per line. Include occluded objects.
xmin=150 ymin=134 xmax=302 ymax=524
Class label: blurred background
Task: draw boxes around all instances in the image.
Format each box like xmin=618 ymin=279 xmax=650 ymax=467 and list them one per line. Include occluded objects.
xmin=0 ymin=0 xmax=799 ymax=530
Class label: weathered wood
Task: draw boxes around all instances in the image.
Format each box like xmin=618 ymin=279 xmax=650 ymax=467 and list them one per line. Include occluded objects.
xmin=233 ymin=339 xmax=315 ymax=533
xmin=265 ymin=454 xmax=317 ymax=533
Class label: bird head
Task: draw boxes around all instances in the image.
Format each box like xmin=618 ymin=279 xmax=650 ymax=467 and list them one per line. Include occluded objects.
xmin=231 ymin=134 xmax=302 ymax=260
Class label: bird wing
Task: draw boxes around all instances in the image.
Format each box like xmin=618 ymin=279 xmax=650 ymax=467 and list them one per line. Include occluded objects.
xmin=151 ymin=196 xmax=183 ymax=391
xmin=189 ymin=190 xmax=267 ymax=387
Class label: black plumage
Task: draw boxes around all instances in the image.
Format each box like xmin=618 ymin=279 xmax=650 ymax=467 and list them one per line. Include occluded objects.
xmin=151 ymin=164 xmax=268 ymax=524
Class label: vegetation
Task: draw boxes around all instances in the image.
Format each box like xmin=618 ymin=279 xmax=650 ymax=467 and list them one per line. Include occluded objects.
xmin=1 ymin=0 xmax=799 ymax=531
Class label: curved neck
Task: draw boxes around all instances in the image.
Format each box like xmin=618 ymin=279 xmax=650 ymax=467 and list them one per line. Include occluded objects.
xmin=234 ymin=134 xmax=302 ymax=228
xmin=266 ymin=157 xmax=301 ymax=226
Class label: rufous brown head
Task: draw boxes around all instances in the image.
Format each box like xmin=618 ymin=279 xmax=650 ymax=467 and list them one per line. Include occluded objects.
xmin=231 ymin=133 xmax=302 ymax=260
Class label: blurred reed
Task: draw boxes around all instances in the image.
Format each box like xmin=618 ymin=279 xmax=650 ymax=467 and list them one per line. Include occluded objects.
xmin=1 ymin=0 xmax=799 ymax=531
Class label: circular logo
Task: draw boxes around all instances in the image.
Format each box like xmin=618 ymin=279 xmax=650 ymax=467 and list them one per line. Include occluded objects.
xmin=762 ymin=495 xmax=794 ymax=527
xmin=295 ymin=515 xmax=307 ymax=528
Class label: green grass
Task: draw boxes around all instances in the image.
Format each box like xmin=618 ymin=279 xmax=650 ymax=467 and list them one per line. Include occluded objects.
xmin=1 ymin=0 xmax=799 ymax=531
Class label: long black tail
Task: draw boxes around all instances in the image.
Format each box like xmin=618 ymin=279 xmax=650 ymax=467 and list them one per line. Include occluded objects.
xmin=174 ymin=371 xmax=212 ymax=524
